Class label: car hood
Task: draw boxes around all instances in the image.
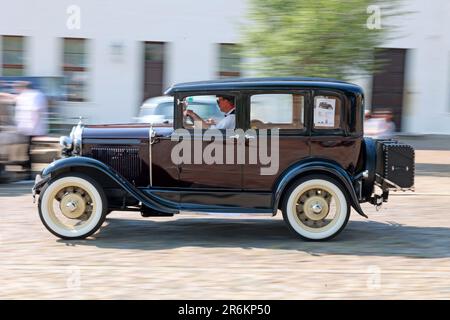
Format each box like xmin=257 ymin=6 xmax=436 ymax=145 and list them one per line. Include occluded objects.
xmin=83 ymin=123 xmax=174 ymax=139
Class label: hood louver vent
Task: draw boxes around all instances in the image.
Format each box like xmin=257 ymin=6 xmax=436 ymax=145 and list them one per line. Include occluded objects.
xmin=92 ymin=146 xmax=142 ymax=184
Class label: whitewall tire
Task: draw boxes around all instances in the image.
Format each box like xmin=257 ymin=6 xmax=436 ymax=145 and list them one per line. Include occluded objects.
xmin=282 ymin=175 xmax=350 ymax=241
xmin=38 ymin=173 xmax=107 ymax=240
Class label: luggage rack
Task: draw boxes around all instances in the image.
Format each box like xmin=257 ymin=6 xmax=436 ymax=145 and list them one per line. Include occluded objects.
xmin=375 ymin=173 xmax=415 ymax=192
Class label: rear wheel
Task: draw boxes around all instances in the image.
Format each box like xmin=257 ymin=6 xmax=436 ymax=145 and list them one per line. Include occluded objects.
xmin=282 ymin=175 xmax=350 ymax=241
xmin=38 ymin=173 xmax=108 ymax=240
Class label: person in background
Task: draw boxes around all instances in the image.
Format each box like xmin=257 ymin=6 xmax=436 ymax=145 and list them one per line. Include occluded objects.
xmin=383 ymin=111 xmax=396 ymax=135
xmin=0 ymin=81 xmax=48 ymax=180
xmin=364 ymin=109 xmax=396 ymax=139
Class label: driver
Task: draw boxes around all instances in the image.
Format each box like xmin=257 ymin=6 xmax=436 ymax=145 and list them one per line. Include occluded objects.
xmin=184 ymin=95 xmax=235 ymax=129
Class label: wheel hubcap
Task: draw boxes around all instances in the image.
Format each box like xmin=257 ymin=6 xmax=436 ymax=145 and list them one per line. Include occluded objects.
xmin=312 ymin=203 xmax=322 ymax=213
xmin=60 ymin=192 xmax=86 ymax=219
xmin=303 ymin=196 xmax=329 ymax=221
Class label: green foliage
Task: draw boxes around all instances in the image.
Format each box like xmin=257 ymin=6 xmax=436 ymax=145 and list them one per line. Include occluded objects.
xmin=242 ymin=0 xmax=403 ymax=79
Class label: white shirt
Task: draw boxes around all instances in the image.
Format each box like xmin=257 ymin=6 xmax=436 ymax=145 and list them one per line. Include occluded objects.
xmin=211 ymin=108 xmax=235 ymax=129
xmin=15 ymin=89 xmax=48 ymax=136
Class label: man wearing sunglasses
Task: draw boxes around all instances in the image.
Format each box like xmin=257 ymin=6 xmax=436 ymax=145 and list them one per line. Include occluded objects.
xmin=184 ymin=95 xmax=236 ymax=129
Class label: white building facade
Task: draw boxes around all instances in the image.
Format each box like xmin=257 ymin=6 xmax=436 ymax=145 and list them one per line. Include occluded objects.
xmin=0 ymin=0 xmax=247 ymax=125
xmin=341 ymin=0 xmax=450 ymax=135
xmin=1 ymin=0 xmax=450 ymax=134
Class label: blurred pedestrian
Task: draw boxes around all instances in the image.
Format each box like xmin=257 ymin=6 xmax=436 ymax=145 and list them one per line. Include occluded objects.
xmin=364 ymin=109 xmax=396 ymax=139
xmin=383 ymin=111 xmax=396 ymax=135
xmin=0 ymin=81 xmax=48 ymax=180
xmin=0 ymin=81 xmax=13 ymax=126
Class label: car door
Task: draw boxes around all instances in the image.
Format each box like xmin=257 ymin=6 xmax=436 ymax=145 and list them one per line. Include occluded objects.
xmin=242 ymin=90 xmax=311 ymax=194
xmin=149 ymin=126 xmax=180 ymax=189
xmin=173 ymin=93 xmax=244 ymax=209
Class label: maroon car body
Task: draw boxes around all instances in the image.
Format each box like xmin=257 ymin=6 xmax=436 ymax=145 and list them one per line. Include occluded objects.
xmin=33 ymin=77 xmax=415 ymax=240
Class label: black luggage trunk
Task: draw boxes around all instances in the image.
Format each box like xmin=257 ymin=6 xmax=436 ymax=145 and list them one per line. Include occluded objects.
xmin=376 ymin=140 xmax=415 ymax=189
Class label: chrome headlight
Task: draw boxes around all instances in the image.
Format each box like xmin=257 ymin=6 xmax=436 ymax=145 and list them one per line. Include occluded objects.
xmin=60 ymin=122 xmax=83 ymax=156
xmin=59 ymin=135 xmax=73 ymax=151
xmin=71 ymin=122 xmax=83 ymax=155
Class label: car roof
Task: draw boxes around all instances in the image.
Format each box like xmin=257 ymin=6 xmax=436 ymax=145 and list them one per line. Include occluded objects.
xmin=164 ymin=77 xmax=363 ymax=95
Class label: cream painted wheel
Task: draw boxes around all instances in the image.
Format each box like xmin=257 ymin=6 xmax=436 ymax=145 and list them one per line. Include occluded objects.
xmin=282 ymin=175 xmax=350 ymax=241
xmin=38 ymin=173 xmax=107 ymax=240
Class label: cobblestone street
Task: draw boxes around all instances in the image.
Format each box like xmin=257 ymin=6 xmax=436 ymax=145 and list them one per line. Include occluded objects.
xmin=1 ymin=147 xmax=450 ymax=299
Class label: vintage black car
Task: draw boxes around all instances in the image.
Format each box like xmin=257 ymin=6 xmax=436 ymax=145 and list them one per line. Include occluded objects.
xmin=33 ymin=77 xmax=415 ymax=241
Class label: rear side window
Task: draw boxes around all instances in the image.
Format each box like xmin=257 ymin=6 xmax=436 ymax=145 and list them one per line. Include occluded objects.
xmin=313 ymin=95 xmax=342 ymax=130
xmin=250 ymin=93 xmax=304 ymax=130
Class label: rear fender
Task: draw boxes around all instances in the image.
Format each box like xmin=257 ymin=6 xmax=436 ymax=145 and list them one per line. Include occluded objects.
xmin=273 ymin=160 xmax=368 ymax=218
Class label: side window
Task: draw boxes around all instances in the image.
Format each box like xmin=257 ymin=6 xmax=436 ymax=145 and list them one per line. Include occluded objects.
xmin=250 ymin=94 xmax=304 ymax=130
xmin=181 ymin=95 xmax=226 ymax=129
xmin=313 ymin=95 xmax=342 ymax=130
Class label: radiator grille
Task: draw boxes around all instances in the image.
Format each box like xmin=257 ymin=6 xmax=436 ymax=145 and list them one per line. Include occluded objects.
xmin=91 ymin=146 xmax=142 ymax=183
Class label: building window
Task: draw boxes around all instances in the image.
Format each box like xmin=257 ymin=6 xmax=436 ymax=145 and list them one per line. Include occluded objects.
xmin=218 ymin=43 xmax=240 ymax=78
xmin=63 ymin=38 xmax=88 ymax=102
xmin=143 ymin=41 xmax=165 ymax=100
xmin=2 ymin=36 xmax=25 ymax=76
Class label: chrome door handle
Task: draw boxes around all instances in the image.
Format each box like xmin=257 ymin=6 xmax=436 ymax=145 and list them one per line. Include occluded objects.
xmin=245 ymin=134 xmax=256 ymax=140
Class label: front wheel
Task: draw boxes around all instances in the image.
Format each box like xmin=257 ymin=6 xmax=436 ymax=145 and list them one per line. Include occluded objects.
xmin=38 ymin=173 xmax=108 ymax=240
xmin=282 ymin=175 xmax=350 ymax=241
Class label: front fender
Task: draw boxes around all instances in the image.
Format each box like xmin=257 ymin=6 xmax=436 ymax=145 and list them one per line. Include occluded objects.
xmin=273 ymin=160 xmax=368 ymax=218
xmin=35 ymin=156 xmax=178 ymax=215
